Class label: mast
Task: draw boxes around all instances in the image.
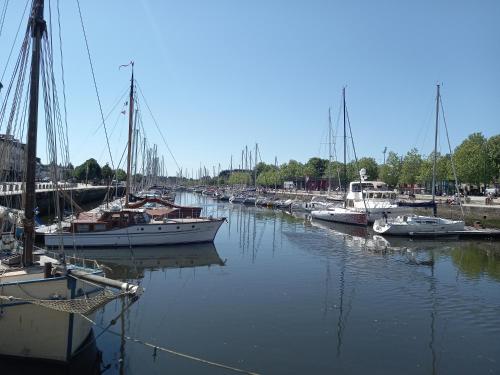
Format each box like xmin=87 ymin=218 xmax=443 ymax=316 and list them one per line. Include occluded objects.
xmin=132 ymin=110 xmax=139 ymax=192
xmin=431 ymin=84 xmax=440 ymax=216
xmin=328 ymin=107 xmax=332 ymax=193
xmin=274 ymin=156 xmax=278 ymax=192
xmin=254 ymin=143 xmax=258 ymax=188
xmin=343 ymin=87 xmax=347 ymax=194
xmin=125 ymin=62 xmax=134 ymax=207
xmin=23 ymin=0 xmax=45 ymax=266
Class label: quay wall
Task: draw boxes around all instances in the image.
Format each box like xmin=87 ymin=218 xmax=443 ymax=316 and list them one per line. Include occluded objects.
xmin=0 ymin=184 xmax=125 ymax=215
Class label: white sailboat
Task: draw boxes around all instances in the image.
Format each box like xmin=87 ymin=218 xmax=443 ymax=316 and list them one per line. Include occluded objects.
xmin=0 ymin=1 xmax=140 ymax=362
xmin=373 ymin=85 xmax=465 ymax=236
xmin=311 ymin=88 xmax=368 ymax=226
xmin=39 ymin=64 xmax=225 ymax=248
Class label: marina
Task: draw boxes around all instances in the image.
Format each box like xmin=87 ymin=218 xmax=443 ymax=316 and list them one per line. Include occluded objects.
xmin=8 ymin=191 xmax=497 ymax=374
xmin=0 ymin=0 xmax=499 ymax=374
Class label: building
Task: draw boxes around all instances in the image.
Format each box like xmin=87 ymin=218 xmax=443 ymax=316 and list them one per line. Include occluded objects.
xmin=0 ymin=134 xmax=26 ymax=181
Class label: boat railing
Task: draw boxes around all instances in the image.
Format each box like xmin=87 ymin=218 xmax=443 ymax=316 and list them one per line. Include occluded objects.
xmin=37 ymin=247 xmax=101 ymax=270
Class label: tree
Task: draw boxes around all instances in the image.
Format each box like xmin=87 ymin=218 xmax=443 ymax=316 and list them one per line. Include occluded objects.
xmin=102 ymin=163 xmax=113 ymax=182
xmin=418 ymin=152 xmax=452 ymax=184
xmin=73 ymin=158 xmax=101 ymax=182
xmin=304 ymin=157 xmax=328 ymax=178
xmin=256 ymin=170 xmax=282 ymax=187
xmin=378 ymin=151 xmax=401 ymax=187
xmin=351 ymin=157 xmax=378 ymax=181
xmin=228 ymin=172 xmax=251 ymax=185
xmin=280 ymin=160 xmax=304 ymax=180
xmin=399 ymin=148 xmax=422 ymax=187
xmin=454 ymin=133 xmax=493 ymax=188
xmin=115 ymin=169 xmax=127 ymax=181
xmin=487 ymin=135 xmax=500 ymax=181
xmin=254 ymin=162 xmax=272 ymax=178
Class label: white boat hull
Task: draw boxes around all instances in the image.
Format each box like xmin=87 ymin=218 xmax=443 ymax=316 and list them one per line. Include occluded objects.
xmin=373 ymin=216 xmax=465 ymax=235
xmin=42 ymin=218 xmax=225 ymax=248
xmin=357 ymin=206 xmax=413 ymax=223
xmin=311 ymin=208 xmax=368 ymax=226
xmin=0 ymin=272 xmax=101 ymax=362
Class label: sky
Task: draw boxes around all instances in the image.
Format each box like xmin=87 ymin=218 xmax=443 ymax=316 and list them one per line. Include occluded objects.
xmin=0 ymin=0 xmax=499 ymax=177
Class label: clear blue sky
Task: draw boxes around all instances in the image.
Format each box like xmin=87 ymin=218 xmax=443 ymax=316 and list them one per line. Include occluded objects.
xmin=1 ymin=0 xmax=499 ymax=176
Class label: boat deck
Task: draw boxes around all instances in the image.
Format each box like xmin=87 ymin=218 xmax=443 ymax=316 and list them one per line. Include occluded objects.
xmin=409 ymin=226 xmax=500 ymax=239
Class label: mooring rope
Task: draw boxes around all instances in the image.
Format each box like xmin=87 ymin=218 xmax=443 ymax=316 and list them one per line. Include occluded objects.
xmin=82 ymin=311 xmax=261 ymax=375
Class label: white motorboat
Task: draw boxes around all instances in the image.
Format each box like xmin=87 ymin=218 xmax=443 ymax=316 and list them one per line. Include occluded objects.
xmin=42 ymin=209 xmax=225 ymax=248
xmin=311 ymin=207 xmax=368 ymax=226
xmin=345 ymin=179 xmax=412 ymax=223
xmin=373 ymin=215 xmax=465 ymax=236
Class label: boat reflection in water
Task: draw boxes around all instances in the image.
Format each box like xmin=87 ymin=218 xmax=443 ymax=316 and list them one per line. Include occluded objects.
xmin=0 ymin=330 xmax=103 ymax=374
xmin=309 ymin=217 xmax=392 ymax=253
xmin=65 ymin=243 xmax=225 ymax=280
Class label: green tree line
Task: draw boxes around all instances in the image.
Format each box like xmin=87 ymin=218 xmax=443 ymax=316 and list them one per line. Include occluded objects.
xmin=221 ymin=132 xmax=500 ymax=190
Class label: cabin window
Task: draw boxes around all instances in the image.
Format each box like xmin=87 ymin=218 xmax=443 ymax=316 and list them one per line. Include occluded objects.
xmin=176 ymin=226 xmax=180 ymax=230
xmin=192 ymin=225 xmax=195 ymax=228
xmin=93 ymin=223 xmax=106 ymax=232
xmin=158 ymin=227 xmax=162 ymax=230
xmin=76 ymin=224 xmax=90 ymax=232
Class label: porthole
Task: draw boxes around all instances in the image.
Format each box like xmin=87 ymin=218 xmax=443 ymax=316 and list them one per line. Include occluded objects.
xmin=176 ymin=226 xmax=180 ymax=230
xmin=191 ymin=225 xmax=195 ymax=228
xmin=141 ymin=227 xmax=144 ymax=231
xmin=158 ymin=227 xmax=162 ymax=230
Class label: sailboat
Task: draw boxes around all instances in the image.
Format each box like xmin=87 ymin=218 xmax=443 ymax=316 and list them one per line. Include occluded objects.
xmin=40 ymin=64 xmax=225 ymax=248
xmin=311 ymin=88 xmax=368 ymax=226
xmin=373 ymin=85 xmax=465 ymax=236
xmin=0 ymin=0 xmax=141 ymax=362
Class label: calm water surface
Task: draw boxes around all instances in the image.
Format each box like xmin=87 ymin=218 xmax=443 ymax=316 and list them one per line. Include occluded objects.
xmin=80 ymin=193 xmax=500 ymax=374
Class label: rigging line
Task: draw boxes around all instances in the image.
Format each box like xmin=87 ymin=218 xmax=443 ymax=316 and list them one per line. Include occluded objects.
xmin=83 ymin=314 xmax=261 ymax=375
xmin=56 ymin=0 xmax=69 ymax=163
xmin=345 ymin=106 xmax=368 ymax=212
xmin=439 ymin=97 xmax=464 ymax=219
xmin=0 ymin=0 xmax=29 ymax=84
xmin=135 ymin=81 xmax=181 ymax=173
xmin=0 ymin=0 xmax=8 ymax=39
xmin=75 ymin=0 xmax=115 ymax=170
xmin=88 ymin=84 xmax=129 ymax=137
xmin=97 ymin=104 xmax=125 ymax=161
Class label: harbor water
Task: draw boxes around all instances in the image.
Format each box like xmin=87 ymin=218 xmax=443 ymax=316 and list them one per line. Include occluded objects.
xmin=47 ymin=193 xmax=500 ymax=373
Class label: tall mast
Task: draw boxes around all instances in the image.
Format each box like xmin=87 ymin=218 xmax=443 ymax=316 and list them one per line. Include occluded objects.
xmin=431 ymin=84 xmax=440 ymax=216
xmin=125 ymin=62 xmax=134 ymax=206
xmin=274 ymin=156 xmax=278 ymax=192
xmin=254 ymin=143 xmax=258 ymax=188
xmin=132 ymin=110 xmax=139 ymax=192
xmin=23 ymin=0 xmax=45 ymax=266
xmin=328 ymin=107 xmax=332 ymax=193
xmin=343 ymin=87 xmax=347 ymax=194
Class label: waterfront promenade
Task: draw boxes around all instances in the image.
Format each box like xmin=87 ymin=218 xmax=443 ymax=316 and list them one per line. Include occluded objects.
xmin=0 ymin=182 xmax=109 ymax=196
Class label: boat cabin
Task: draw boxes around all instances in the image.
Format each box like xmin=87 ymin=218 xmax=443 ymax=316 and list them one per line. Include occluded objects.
xmin=70 ymin=209 xmax=151 ymax=233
